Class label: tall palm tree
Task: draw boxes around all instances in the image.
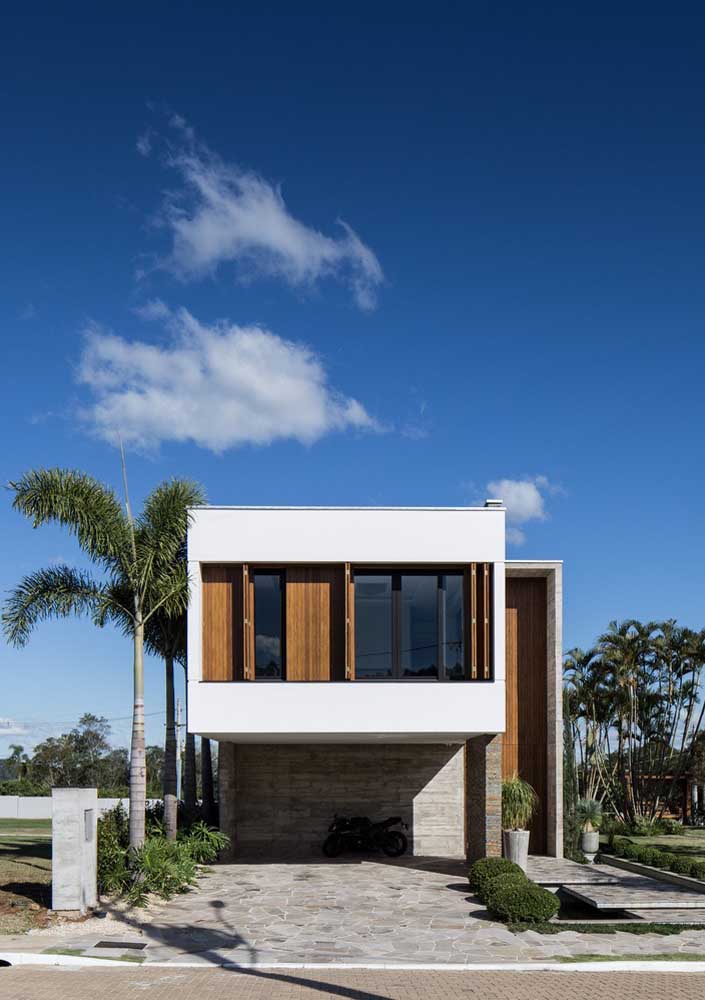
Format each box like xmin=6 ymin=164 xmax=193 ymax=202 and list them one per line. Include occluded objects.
xmin=2 ymin=468 xmax=203 ymax=849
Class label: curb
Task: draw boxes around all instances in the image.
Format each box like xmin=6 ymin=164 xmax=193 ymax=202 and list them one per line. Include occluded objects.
xmin=2 ymin=953 xmax=705 ymax=973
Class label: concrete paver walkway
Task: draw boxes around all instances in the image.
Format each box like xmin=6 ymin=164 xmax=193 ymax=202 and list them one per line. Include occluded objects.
xmin=2 ymin=857 xmax=705 ymax=967
xmin=2 ymin=967 xmax=705 ymax=1000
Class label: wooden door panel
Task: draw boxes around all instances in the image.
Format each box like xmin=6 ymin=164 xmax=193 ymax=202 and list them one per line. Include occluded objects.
xmin=202 ymin=565 xmax=243 ymax=681
xmin=285 ymin=567 xmax=345 ymax=681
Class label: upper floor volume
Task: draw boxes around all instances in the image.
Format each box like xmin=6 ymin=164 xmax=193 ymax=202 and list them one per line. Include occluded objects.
xmin=187 ymin=504 xmax=505 ymax=686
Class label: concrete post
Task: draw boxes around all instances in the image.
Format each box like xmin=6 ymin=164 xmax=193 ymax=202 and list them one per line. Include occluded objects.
xmin=465 ymin=734 xmax=502 ymax=861
xmin=51 ymin=788 xmax=98 ymax=915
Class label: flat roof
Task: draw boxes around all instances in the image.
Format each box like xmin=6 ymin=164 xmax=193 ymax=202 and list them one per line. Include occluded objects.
xmin=189 ymin=505 xmax=504 ymax=512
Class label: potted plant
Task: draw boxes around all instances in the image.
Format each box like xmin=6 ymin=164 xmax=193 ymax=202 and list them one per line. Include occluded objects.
xmin=576 ymin=798 xmax=602 ymax=860
xmin=501 ymin=773 xmax=538 ymax=872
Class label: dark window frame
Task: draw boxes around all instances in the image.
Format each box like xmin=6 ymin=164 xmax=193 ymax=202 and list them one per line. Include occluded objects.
xmin=353 ymin=569 xmax=478 ymax=682
xmin=252 ymin=569 xmax=286 ymax=681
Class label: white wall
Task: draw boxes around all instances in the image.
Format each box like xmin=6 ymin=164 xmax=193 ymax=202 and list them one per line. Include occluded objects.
xmin=187 ymin=505 xmax=506 ymax=693
xmin=0 ymin=797 xmax=161 ymax=820
xmin=189 ymin=679 xmax=505 ymax=742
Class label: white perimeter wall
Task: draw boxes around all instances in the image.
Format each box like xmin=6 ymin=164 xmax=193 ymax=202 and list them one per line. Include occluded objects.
xmin=0 ymin=797 xmax=161 ymax=820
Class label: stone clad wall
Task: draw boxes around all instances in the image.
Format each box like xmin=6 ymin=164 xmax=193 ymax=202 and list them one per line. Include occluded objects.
xmin=219 ymin=742 xmax=466 ymax=858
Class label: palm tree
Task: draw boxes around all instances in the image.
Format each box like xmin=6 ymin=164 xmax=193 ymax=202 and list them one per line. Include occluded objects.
xmin=2 ymin=468 xmax=203 ymax=849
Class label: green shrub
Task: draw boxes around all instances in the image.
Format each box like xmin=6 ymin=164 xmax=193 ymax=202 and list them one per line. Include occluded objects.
xmin=657 ymin=818 xmax=683 ymax=835
xmin=179 ymin=820 xmax=230 ymax=863
xmin=126 ymin=837 xmax=198 ymax=905
xmin=638 ymin=847 xmax=664 ymax=867
xmin=670 ymin=857 xmax=695 ymax=875
xmin=0 ymin=779 xmax=50 ymax=796
xmin=658 ymin=852 xmax=679 ymax=869
xmin=612 ymin=838 xmax=630 ymax=857
xmin=97 ymin=804 xmax=228 ymax=905
xmin=469 ymin=857 xmax=525 ymax=900
xmin=689 ymin=861 xmax=705 ymax=881
xmin=486 ymin=874 xmax=560 ymax=923
xmin=97 ymin=803 xmax=130 ymax=894
xmin=622 ymin=842 xmax=642 ymax=861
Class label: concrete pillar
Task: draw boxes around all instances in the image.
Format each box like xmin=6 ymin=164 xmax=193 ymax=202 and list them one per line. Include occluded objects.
xmin=51 ymin=788 xmax=98 ymax=915
xmin=465 ymin=734 xmax=502 ymax=861
xmin=218 ymin=741 xmax=237 ymax=860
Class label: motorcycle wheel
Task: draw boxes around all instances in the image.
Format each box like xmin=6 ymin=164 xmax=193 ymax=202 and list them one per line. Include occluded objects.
xmin=322 ymin=834 xmax=345 ymax=858
xmin=381 ymin=831 xmax=408 ymax=857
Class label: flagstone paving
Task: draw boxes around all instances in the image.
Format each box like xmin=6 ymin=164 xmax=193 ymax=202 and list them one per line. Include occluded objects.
xmin=3 ymin=857 xmax=705 ymax=966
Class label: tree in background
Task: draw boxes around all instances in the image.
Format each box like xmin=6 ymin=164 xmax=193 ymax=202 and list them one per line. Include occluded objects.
xmin=564 ymin=619 xmax=705 ymax=823
xmin=2 ymin=468 xmax=203 ymax=848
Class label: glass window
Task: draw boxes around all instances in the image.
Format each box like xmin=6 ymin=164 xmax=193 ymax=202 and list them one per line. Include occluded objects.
xmin=400 ymin=575 xmax=439 ymax=678
xmin=254 ymin=573 xmax=283 ymax=679
xmin=354 ymin=574 xmax=393 ymax=678
xmin=441 ymin=574 xmax=465 ymax=680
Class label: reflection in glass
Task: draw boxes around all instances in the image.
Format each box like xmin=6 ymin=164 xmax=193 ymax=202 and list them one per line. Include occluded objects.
xmin=400 ymin=575 xmax=438 ymax=677
xmin=441 ymin=574 xmax=464 ymax=679
xmin=355 ymin=575 xmax=393 ymax=678
xmin=254 ymin=574 xmax=283 ymax=678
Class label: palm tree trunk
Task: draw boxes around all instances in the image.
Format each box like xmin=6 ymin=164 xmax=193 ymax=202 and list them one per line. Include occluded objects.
xmin=163 ymin=654 xmax=178 ymax=840
xmin=180 ymin=668 xmax=197 ymax=822
xmin=129 ymin=619 xmax=147 ymax=849
xmin=201 ymin=737 xmax=215 ymax=825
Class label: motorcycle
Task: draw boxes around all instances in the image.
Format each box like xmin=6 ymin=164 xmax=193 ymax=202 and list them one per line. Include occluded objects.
xmin=322 ymin=814 xmax=409 ymax=858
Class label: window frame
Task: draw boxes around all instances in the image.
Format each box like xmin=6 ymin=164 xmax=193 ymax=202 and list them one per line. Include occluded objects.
xmin=353 ymin=568 xmax=475 ymax=682
xmin=252 ymin=569 xmax=286 ymax=681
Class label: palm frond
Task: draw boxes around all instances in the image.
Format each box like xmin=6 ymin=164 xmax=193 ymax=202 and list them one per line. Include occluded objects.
xmin=136 ymin=479 xmax=206 ymax=574
xmin=9 ymin=468 xmax=131 ymax=569
xmin=2 ymin=565 xmax=108 ymax=647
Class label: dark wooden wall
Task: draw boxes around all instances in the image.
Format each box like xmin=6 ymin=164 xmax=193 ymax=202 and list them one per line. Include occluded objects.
xmin=503 ymin=576 xmax=548 ymax=854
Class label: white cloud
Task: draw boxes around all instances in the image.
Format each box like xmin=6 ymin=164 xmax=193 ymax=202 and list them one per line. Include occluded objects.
xmin=0 ymin=718 xmax=28 ymax=737
xmin=486 ymin=475 xmax=556 ymax=545
xmin=136 ymin=129 xmax=153 ymax=157
xmin=132 ymin=298 xmax=171 ymax=321
xmin=147 ymin=117 xmax=383 ymax=310
xmin=77 ymin=307 xmax=378 ymax=452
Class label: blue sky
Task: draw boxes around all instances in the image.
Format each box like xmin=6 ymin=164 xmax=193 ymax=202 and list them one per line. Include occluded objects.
xmin=2 ymin=4 xmax=705 ymax=753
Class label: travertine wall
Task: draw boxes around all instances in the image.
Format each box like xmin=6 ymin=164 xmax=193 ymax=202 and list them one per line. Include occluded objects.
xmin=465 ymin=734 xmax=503 ymax=860
xmin=218 ymin=742 xmax=467 ymax=857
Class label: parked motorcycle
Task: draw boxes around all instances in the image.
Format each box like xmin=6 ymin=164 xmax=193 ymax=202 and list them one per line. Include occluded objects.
xmin=322 ymin=815 xmax=409 ymax=857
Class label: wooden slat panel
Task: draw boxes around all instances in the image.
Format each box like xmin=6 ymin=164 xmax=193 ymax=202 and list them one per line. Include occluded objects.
xmin=285 ymin=567 xmax=345 ymax=681
xmin=482 ymin=563 xmax=492 ymax=679
xmin=201 ymin=565 xmax=243 ymax=681
xmin=469 ymin=564 xmax=478 ymax=679
xmin=243 ymin=565 xmax=254 ymax=680
xmin=344 ymin=564 xmax=355 ymax=680
xmin=503 ymin=577 xmax=548 ymax=854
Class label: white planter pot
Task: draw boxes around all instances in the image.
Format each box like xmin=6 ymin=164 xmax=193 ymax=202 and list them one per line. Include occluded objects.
xmin=581 ymin=830 xmax=600 ymax=857
xmin=502 ymin=829 xmax=530 ymax=871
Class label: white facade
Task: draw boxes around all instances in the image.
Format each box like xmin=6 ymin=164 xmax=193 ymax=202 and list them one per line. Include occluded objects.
xmin=187 ymin=505 xmax=506 ymax=744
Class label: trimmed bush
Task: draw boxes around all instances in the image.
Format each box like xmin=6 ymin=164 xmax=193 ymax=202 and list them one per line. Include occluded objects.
xmin=638 ymin=847 xmax=664 ymax=867
xmin=486 ymin=873 xmax=560 ymax=923
xmin=658 ymin=852 xmax=680 ymax=869
xmin=622 ymin=842 xmax=642 ymax=861
xmin=613 ymin=838 xmax=630 ymax=857
xmin=689 ymin=861 xmax=705 ymax=881
xmin=469 ymin=857 xmax=525 ymax=900
xmin=670 ymin=857 xmax=695 ymax=876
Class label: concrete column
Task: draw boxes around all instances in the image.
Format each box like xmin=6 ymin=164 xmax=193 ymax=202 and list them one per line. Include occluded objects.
xmin=51 ymin=787 xmax=98 ymax=915
xmin=218 ymin=741 xmax=237 ymax=860
xmin=465 ymin=734 xmax=502 ymax=861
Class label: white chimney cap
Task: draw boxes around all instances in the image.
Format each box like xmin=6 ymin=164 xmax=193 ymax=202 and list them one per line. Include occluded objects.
xmin=484 ymin=498 xmax=504 ymax=508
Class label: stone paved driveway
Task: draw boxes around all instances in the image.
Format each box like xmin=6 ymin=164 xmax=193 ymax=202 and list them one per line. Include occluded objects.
xmin=83 ymin=857 xmax=705 ymax=966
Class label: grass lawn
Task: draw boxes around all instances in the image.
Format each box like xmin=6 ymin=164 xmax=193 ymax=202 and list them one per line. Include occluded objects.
xmin=0 ymin=818 xmax=51 ymax=836
xmin=0 ymin=832 xmax=52 ymax=933
xmin=600 ymin=828 xmax=705 ymax=863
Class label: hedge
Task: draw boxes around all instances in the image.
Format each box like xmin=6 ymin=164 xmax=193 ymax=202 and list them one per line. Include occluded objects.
xmin=469 ymin=857 xmax=526 ymax=903
xmin=486 ymin=872 xmax=560 ymax=924
xmin=611 ymin=838 xmax=705 ymax=881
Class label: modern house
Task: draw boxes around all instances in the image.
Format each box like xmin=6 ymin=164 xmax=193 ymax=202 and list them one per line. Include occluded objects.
xmin=186 ymin=504 xmax=563 ymax=860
